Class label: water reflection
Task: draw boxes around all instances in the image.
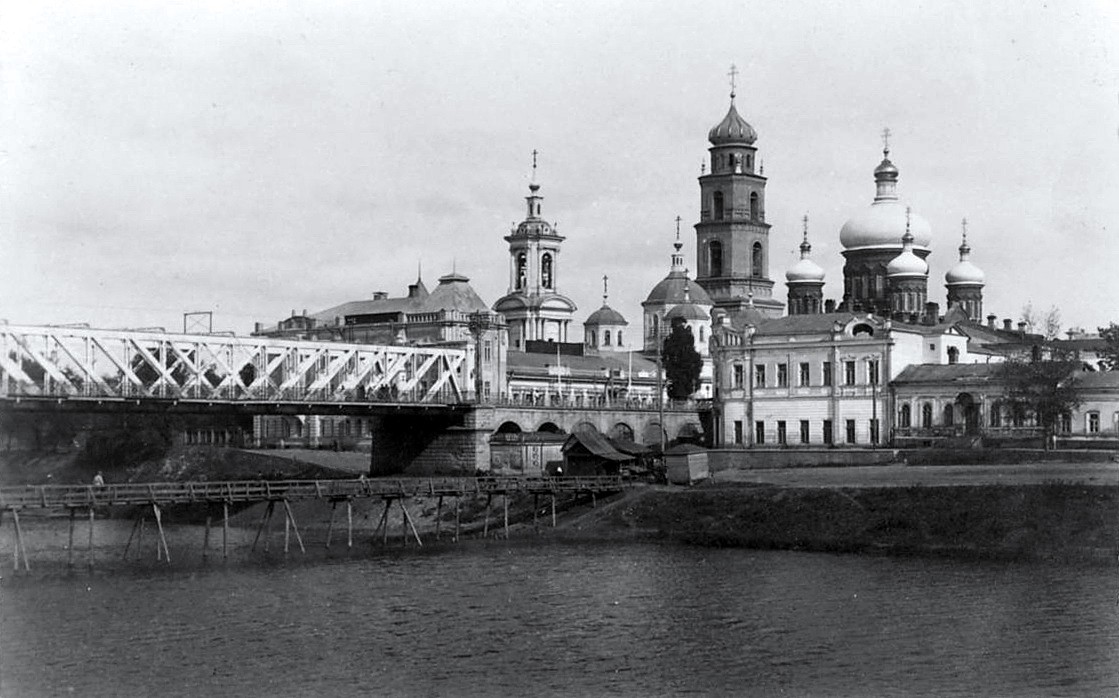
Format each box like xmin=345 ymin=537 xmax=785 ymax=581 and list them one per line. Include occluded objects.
xmin=2 ymin=540 xmax=1117 ymax=697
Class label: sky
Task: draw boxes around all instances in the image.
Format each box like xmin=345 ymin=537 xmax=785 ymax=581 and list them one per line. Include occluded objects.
xmin=1 ymin=0 xmax=1117 ymax=337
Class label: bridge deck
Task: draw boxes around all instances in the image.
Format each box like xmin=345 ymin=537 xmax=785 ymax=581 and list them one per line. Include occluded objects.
xmin=0 ymin=476 xmax=625 ymax=511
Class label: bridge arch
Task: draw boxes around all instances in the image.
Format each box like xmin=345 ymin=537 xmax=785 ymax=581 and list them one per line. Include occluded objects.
xmin=572 ymin=421 xmax=599 ymax=435
xmin=495 ymin=421 xmax=523 ymax=434
xmin=536 ymin=422 xmax=563 ymax=434
xmin=608 ymin=422 xmax=634 ymax=441
xmin=641 ymin=421 xmax=666 ymax=446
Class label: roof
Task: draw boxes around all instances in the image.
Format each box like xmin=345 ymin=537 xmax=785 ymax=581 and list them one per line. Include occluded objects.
xmin=562 ymin=431 xmax=633 ymax=462
xmin=748 ymin=312 xmax=882 ymax=336
xmin=508 ymin=349 xmax=656 ymax=372
xmin=585 ymin=304 xmax=628 ymax=326
xmin=609 ymin=438 xmax=651 ymax=456
xmin=643 ymin=271 xmax=713 ymax=306
xmin=1075 ymin=371 xmax=1119 ymax=389
xmin=423 ymin=273 xmax=489 ymax=312
xmin=665 ymin=443 xmax=707 ymax=455
xmin=892 ymin=363 xmax=1004 ymax=384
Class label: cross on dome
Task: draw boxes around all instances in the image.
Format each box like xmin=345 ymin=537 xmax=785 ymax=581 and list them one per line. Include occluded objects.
xmin=602 ymin=274 xmax=609 ymax=304
xmin=882 ymin=127 xmax=892 ymax=157
xmin=728 ymin=63 xmax=739 ymax=100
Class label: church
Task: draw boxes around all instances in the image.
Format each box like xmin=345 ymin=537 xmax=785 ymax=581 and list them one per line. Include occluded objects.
xmin=249 ymin=69 xmax=1115 ymax=450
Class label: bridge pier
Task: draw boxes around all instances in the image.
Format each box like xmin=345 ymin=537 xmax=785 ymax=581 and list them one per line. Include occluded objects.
xmin=369 ymin=407 xmax=494 ymax=476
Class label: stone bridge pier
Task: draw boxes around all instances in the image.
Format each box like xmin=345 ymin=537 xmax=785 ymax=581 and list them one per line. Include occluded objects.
xmin=369 ymin=405 xmax=705 ymax=476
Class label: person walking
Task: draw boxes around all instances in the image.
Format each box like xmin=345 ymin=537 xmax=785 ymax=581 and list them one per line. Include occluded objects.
xmin=92 ymin=471 xmax=105 ymax=487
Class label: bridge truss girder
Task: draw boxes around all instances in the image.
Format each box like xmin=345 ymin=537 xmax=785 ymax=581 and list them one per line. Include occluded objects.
xmin=0 ymin=324 xmax=471 ymax=406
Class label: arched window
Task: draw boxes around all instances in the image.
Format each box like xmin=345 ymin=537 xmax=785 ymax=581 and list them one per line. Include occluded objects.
xmin=899 ymin=404 xmax=911 ymax=428
xmin=603 ymin=330 xmax=611 ymax=346
xmin=713 ymin=192 xmax=725 ymax=220
xmin=516 ymin=253 xmax=527 ymax=289
xmin=617 ymin=331 xmax=623 ymax=347
xmin=709 ymin=241 xmax=723 ymax=277
xmin=749 ymin=192 xmax=759 ymax=220
xmin=922 ymin=403 xmax=933 ymax=428
xmin=947 ymin=346 xmax=959 ymax=364
xmin=752 ymin=242 xmax=764 ymax=277
xmin=541 ymin=253 xmax=553 ymax=289
xmin=699 ymin=326 xmax=706 ymax=342
xmin=943 ymin=404 xmax=954 ymax=427
xmin=746 ymin=154 xmax=753 ymax=171
xmin=989 ymin=401 xmax=1002 ymax=428
xmin=651 ymin=313 xmax=660 ymax=339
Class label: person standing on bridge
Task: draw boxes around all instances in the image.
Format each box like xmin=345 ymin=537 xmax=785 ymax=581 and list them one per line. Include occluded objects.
xmin=92 ymin=471 xmax=105 ymax=487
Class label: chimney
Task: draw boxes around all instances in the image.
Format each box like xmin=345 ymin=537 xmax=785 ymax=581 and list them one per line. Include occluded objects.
xmin=1017 ymin=321 xmax=1027 ymax=336
xmin=302 ymin=309 xmax=307 ymax=316
xmin=987 ymin=314 xmax=997 ymax=329
xmin=925 ymin=302 xmax=939 ymax=324
xmin=372 ymin=291 xmax=388 ymax=301
xmin=824 ymin=299 xmax=836 ymax=313
xmin=291 ymin=309 xmax=296 ymax=317
xmin=253 ymin=322 xmax=263 ymax=333
xmin=1003 ymin=319 xmax=1013 ymax=331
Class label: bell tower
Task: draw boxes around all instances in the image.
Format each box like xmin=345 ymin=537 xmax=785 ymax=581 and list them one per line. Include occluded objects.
xmin=694 ymin=65 xmax=783 ymax=322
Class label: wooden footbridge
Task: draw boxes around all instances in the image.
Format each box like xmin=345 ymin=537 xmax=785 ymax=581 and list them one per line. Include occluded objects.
xmin=0 ymin=476 xmax=625 ymax=571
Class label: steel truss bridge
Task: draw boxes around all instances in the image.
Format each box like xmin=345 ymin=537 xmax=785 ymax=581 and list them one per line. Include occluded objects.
xmin=0 ymin=324 xmax=471 ymax=412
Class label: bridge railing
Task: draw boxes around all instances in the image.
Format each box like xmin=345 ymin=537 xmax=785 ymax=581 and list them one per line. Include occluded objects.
xmin=0 ymin=324 xmax=469 ymax=406
xmin=0 ymin=476 xmax=626 ymax=510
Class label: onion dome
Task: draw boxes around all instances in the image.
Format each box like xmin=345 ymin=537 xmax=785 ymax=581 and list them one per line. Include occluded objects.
xmin=786 ymin=217 xmax=826 ymax=283
xmin=886 ymin=231 xmax=929 ymax=278
xmin=708 ymin=99 xmax=757 ymax=146
xmin=945 ymin=219 xmax=985 ymax=285
xmin=840 ymin=146 xmax=932 ymax=251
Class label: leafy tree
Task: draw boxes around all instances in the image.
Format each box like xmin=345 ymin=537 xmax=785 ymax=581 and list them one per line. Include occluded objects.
xmin=661 ymin=317 xmax=703 ymax=400
xmin=1097 ymin=323 xmax=1119 ymax=371
xmin=997 ymin=356 xmax=1082 ymax=449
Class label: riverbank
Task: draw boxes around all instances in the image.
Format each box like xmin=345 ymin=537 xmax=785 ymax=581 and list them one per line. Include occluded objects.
xmin=542 ymin=481 xmax=1119 ymax=564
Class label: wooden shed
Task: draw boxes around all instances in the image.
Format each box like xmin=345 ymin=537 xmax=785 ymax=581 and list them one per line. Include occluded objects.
xmin=665 ymin=443 xmax=709 ymax=485
xmin=561 ymin=431 xmax=634 ymax=476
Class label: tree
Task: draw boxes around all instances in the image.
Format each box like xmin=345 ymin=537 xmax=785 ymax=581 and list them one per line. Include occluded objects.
xmin=997 ymin=355 xmax=1082 ymax=449
xmin=1020 ymin=302 xmax=1062 ymax=340
xmin=661 ymin=317 xmax=703 ymax=400
xmin=1097 ymin=323 xmax=1119 ymax=371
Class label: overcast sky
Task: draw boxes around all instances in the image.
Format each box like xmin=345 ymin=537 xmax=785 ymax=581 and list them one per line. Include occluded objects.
xmin=2 ymin=0 xmax=1117 ymax=337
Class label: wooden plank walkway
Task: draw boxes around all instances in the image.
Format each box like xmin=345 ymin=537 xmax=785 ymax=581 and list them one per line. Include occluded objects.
xmin=0 ymin=475 xmax=625 ymax=511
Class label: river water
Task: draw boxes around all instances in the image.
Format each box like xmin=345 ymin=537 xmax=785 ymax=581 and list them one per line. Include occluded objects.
xmin=1 ymin=523 xmax=1116 ymax=697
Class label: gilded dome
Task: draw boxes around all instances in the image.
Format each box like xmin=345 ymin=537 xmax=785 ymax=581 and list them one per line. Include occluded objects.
xmin=708 ymin=101 xmax=757 ymax=146
xmin=786 ymin=257 xmax=826 ymax=283
xmin=840 ymin=152 xmax=932 ymax=251
xmin=945 ymin=260 xmax=985 ymax=285
xmin=886 ymin=235 xmax=929 ymax=277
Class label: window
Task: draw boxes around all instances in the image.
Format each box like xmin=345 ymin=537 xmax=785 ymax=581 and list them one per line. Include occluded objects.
xmin=699 ymin=326 xmax=706 ymax=342
xmin=823 ymin=362 xmax=833 ymax=386
xmin=734 ymin=420 xmax=743 ymax=445
xmin=844 ymin=361 xmax=856 ymax=386
xmin=899 ymin=404 xmax=911 ymax=428
xmin=714 ymin=192 xmax=725 ymax=220
xmin=846 ymin=419 xmax=856 ymax=444
xmin=989 ymin=402 xmax=1002 ymax=428
xmin=1059 ymin=413 xmax=1071 ymax=434
xmin=800 ymin=420 xmax=810 ymax=444
xmin=799 ymin=362 xmax=810 ymax=387
xmin=947 ymin=346 xmax=959 ymax=364
xmin=603 ymin=330 xmax=611 ymax=347
xmin=733 ymin=364 xmax=744 ymax=389
xmin=484 ymin=341 xmax=493 ymax=362
xmin=755 ymin=421 xmax=765 ymax=445
xmin=777 ymin=363 xmax=788 ymax=388
xmin=943 ymin=404 xmax=954 ymax=427
xmin=749 ymin=192 xmax=759 ymax=219
xmin=752 ymin=242 xmax=764 ymax=277
xmin=922 ymin=403 xmax=933 ymax=428
xmin=823 ymin=420 xmax=834 ymax=445
xmin=541 ymin=253 xmax=553 ymax=289
xmin=709 ymin=241 xmax=723 ymax=277
xmin=870 ymin=419 xmax=880 ymax=445
xmin=777 ymin=421 xmax=787 ymax=445
xmin=755 ymin=364 xmax=767 ymax=388
xmin=516 ymin=253 xmax=527 ymax=289
xmin=867 ymin=360 xmax=880 ymax=385
xmin=617 ymin=331 xmax=623 ymax=346
xmin=1088 ymin=412 xmax=1100 ymax=434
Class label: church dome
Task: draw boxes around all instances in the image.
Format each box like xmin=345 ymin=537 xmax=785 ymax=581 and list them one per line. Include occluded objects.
xmin=840 ymin=151 xmax=932 ymax=251
xmin=585 ymin=304 xmax=628 ymax=326
xmin=708 ymin=102 xmax=757 ymax=146
xmin=945 ymin=260 xmax=985 ymax=285
xmin=643 ymin=272 xmax=713 ymax=307
xmin=785 ymin=257 xmax=825 ymax=283
xmin=666 ymin=302 xmax=710 ymax=321
xmin=886 ymin=235 xmax=929 ymax=277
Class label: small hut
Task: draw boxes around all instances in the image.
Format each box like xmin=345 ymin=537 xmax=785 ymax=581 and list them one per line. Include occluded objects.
xmin=562 ymin=431 xmax=634 ymax=476
xmin=665 ymin=443 xmax=709 ymax=485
